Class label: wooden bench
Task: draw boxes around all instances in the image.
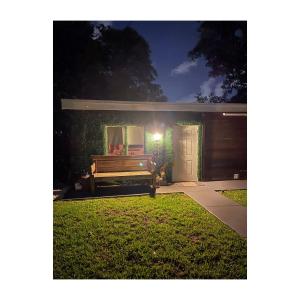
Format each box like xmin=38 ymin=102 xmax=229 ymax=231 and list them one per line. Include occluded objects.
xmin=90 ymin=155 xmax=156 ymax=196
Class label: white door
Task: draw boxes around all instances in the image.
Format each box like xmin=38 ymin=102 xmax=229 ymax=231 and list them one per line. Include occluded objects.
xmin=172 ymin=125 xmax=198 ymax=182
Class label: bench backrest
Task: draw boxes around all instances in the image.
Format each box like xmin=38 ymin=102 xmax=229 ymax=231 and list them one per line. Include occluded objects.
xmin=91 ymin=155 xmax=154 ymax=173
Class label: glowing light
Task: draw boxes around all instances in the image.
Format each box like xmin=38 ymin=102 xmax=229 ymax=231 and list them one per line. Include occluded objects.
xmin=153 ymin=133 xmax=162 ymax=142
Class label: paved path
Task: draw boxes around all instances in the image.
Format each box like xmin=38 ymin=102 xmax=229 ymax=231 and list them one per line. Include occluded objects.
xmin=198 ymin=180 xmax=247 ymax=191
xmin=157 ymin=180 xmax=247 ymax=237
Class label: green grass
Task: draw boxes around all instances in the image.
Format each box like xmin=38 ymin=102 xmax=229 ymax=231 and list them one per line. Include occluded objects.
xmin=54 ymin=193 xmax=247 ymax=279
xmin=220 ymin=190 xmax=247 ymax=207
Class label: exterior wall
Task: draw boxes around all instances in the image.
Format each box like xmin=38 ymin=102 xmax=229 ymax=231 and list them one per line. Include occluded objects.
xmin=201 ymin=113 xmax=247 ymax=181
xmin=66 ymin=110 xmax=247 ymax=182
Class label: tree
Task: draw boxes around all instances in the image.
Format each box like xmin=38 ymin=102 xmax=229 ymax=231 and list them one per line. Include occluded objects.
xmin=189 ymin=21 xmax=247 ymax=102
xmin=196 ymin=93 xmax=226 ymax=103
xmin=54 ymin=21 xmax=99 ymax=111
xmin=53 ymin=22 xmax=167 ymax=108
xmin=93 ymin=25 xmax=167 ymax=101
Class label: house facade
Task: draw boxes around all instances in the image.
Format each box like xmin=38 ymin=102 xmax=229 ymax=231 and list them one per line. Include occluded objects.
xmin=61 ymin=99 xmax=247 ymax=182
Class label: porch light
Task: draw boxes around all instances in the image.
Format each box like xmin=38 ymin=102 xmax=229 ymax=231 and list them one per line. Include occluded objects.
xmin=153 ymin=133 xmax=162 ymax=142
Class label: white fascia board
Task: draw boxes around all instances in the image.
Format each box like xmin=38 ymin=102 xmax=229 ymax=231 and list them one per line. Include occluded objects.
xmin=61 ymin=99 xmax=247 ymax=113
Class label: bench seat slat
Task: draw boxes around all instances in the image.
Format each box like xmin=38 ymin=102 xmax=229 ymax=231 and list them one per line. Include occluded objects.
xmin=94 ymin=171 xmax=152 ymax=178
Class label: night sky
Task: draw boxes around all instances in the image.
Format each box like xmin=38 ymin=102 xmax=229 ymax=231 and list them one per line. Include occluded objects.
xmin=103 ymin=21 xmax=225 ymax=103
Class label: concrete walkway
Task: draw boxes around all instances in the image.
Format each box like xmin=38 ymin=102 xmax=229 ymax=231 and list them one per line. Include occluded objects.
xmin=198 ymin=180 xmax=247 ymax=191
xmin=157 ymin=180 xmax=247 ymax=238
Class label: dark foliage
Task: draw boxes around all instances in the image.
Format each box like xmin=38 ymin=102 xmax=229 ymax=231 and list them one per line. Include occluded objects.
xmin=196 ymin=94 xmax=227 ymax=103
xmin=189 ymin=21 xmax=247 ymax=103
xmin=93 ymin=25 xmax=167 ymax=101
xmin=53 ymin=22 xmax=167 ymax=108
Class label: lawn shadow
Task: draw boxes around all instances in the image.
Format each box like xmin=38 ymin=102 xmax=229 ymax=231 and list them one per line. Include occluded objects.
xmin=63 ymin=184 xmax=153 ymax=200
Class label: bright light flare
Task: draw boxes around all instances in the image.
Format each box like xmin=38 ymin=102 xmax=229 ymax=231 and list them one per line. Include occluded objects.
xmin=153 ymin=133 xmax=162 ymax=142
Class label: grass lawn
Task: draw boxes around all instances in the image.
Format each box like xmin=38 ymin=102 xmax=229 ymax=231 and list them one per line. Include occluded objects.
xmin=54 ymin=193 xmax=247 ymax=279
xmin=220 ymin=190 xmax=247 ymax=207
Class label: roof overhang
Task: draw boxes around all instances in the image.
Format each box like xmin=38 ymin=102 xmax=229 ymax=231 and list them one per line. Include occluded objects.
xmin=61 ymin=99 xmax=247 ymax=113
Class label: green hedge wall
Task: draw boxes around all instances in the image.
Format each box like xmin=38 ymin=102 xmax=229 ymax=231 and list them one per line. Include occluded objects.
xmin=164 ymin=127 xmax=173 ymax=182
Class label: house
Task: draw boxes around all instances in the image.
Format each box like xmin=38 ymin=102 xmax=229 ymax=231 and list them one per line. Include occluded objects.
xmin=61 ymin=99 xmax=247 ymax=182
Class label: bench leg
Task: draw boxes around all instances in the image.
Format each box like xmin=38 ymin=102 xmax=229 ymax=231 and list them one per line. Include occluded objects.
xmin=150 ymin=177 xmax=156 ymax=197
xmin=90 ymin=176 xmax=95 ymax=194
xmin=151 ymin=186 xmax=156 ymax=197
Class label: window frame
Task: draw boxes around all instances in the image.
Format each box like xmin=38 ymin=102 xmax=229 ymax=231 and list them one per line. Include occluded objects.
xmin=104 ymin=125 xmax=145 ymax=156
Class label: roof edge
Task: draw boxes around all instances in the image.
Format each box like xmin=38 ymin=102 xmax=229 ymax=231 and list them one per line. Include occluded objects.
xmin=61 ymin=99 xmax=247 ymax=113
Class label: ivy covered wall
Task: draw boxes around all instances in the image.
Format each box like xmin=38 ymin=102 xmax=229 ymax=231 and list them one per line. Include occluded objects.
xmin=164 ymin=127 xmax=173 ymax=182
xmin=67 ymin=110 xmax=203 ymax=181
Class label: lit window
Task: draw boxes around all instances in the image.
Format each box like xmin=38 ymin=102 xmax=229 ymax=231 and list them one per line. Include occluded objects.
xmin=127 ymin=126 xmax=144 ymax=155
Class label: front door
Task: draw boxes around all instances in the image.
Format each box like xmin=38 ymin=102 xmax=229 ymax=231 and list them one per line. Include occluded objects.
xmin=172 ymin=125 xmax=199 ymax=182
